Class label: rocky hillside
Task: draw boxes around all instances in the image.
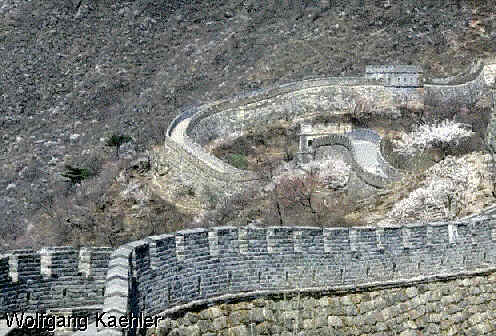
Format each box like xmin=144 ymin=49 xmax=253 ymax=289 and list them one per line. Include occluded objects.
xmin=1 ymin=0 xmax=495 ymax=250
xmin=345 ymin=152 xmax=495 ymax=226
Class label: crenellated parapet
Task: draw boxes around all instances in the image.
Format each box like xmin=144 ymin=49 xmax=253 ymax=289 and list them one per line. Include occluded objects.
xmin=182 ymin=77 xmax=388 ymax=147
xmin=0 ymin=247 xmax=112 ymax=314
xmin=2 ymin=216 xmax=496 ymax=335
xmin=424 ymin=59 xmax=493 ymax=107
xmin=97 ymin=216 xmax=496 ymax=335
xmin=424 ymin=59 xmax=485 ymax=86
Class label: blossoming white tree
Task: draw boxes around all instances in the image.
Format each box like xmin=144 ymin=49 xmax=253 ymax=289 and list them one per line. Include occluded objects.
xmin=274 ymin=157 xmax=351 ymax=191
xmin=378 ymin=154 xmax=484 ymax=225
xmin=393 ymin=119 xmax=473 ymax=156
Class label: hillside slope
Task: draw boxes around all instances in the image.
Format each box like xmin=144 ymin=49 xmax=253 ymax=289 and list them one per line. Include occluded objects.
xmin=1 ymin=0 xmax=495 ymax=250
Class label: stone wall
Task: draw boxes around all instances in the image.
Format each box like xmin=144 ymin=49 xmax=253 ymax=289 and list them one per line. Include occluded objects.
xmin=486 ymin=88 xmax=496 ymax=154
xmin=160 ymin=59 xmax=496 ymax=193
xmin=424 ymin=60 xmax=486 ymax=107
xmin=155 ymin=271 xmax=496 ymax=336
xmin=160 ymin=76 xmax=404 ymax=192
xmin=425 ymin=60 xmax=484 ymax=85
xmin=161 ymin=60 xmax=491 ymax=191
xmin=0 ymin=247 xmax=112 ymax=313
xmin=150 ymin=137 xmax=258 ymax=197
xmin=157 ymin=78 xmax=402 ymax=191
xmin=186 ymin=82 xmax=394 ymax=146
xmin=98 ymin=216 xmax=496 ymax=335
xmin=166 ymin=105 xmax=198 ymax=137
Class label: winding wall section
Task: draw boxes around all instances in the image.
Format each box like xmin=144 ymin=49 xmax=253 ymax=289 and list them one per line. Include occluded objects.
xmin=164 ymin=58 xmax=496 ymax=190
xmin=314 ymin=132 xmax=399 ymax=188
xmin=98 ymin=215 xmax=496 ymax=336
xmin=165 ymin=77 xmax=396 ymax=188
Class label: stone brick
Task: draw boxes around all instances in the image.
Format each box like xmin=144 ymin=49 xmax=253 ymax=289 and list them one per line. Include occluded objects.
xmin=212 ymin=316 xmax=228 ymax=331
xmin=358 ymin=300 xmax=376 ymax=314
xmin=200 ymin=307 xmax=225 ymax=320
xmin=227 ymin=325 xmax=249 ymax=336
xmin=328 ymin=316 xmax=344 ymax=328
xmin=408 ymin=305 xmax=425 ymax=320
xmin=183 ymin=325 xmax=201 ymax=336
xmin=405 ymin=287 xmax=418 ymax=298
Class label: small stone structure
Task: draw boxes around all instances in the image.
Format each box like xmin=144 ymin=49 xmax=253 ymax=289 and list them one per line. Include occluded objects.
xmin=298 ymin=123 xmax=353 ymax=159
xmin=297 ymin=123 xmax=351 ymax=163
xmin=365 ymin=64 xmax=423 ymax=88
xmin=297 ymin=123 xmax=314 ymax=163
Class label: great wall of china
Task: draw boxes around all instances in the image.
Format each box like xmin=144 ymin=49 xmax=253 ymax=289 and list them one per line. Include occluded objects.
xmin=1 ymin=59 xmax=496 ymax=336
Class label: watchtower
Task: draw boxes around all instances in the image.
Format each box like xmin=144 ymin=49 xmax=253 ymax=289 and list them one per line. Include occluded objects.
xmin=296 ymin=124 xmax=314 ymax=164
xmin=366 ymin=65 xmax=423 ymax=87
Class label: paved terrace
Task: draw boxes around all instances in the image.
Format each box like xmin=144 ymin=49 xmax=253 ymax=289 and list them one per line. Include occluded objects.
xmin=351 ymin=140 xmax=388 ymax=178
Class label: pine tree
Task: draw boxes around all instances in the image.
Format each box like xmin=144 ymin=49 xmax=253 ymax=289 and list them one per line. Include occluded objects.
xmin=61 ymin=165 xmax=93 ymax=184
xmin=105 ymin=134 xmax=132 ymax=159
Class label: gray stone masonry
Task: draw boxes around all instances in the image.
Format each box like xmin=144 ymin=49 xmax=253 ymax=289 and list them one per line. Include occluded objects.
xmin=153 ymin=271 xmax=496 ymax=336
xmin=97 ymin=215 xmax=496 ymax=335
xmin=313 ymin=134 xmax=398 ymax=188
xmin=365 ymin=65 xmax=422 ymax=74
xmin=0 ymin=247 xmax=112 ymax=313
xmin=366 ymin=65 xmax=423 ymax=87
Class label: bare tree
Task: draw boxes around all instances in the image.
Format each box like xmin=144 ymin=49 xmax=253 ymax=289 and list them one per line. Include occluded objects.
xmin=102 ymin=215 xmax=124 ymax=248
xmin=485 ymin=137 xmax=496 ymax=198
xmin=258 ymin=157 xmax=285 ymax=226
xmin=202 ymin=190 xmax=258 ymax=227
xmin=350 ymin=94 xmax=373 ymax=127
xmin=275 ymin=167 xmax=321 ymax=225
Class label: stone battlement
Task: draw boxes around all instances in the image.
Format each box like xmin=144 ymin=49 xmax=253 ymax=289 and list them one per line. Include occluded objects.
xmin=0 ymin=247 xmax=112 ymax=314
xmin=98 ymin=216 xmax=496 ymax=335
xmin=365 ymin=65 xmax=423 ymax=74
xmin=366 ymin=64 xmax=423 ymax=87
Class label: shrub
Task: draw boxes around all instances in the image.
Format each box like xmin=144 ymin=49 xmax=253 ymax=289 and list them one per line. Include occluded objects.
xmin=61 ymin=165 xmax=95 ymax=185
xmin=274 ymin=157 xmax=351 ymax=190
xmin=227 ymin=153 xmax=249 ymax=169
xmin=82 ymin=153 xmax=106 ymax=176
xmin=105 ymin=133 xmax=133 ymax=159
